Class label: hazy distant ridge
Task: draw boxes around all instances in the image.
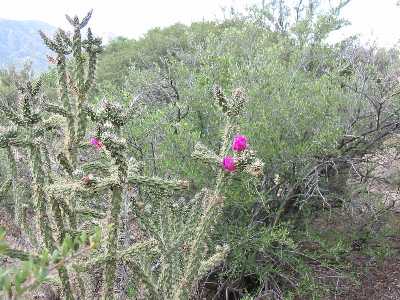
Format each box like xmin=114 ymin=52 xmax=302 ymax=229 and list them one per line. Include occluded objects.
xmin=0 ymin=19 xmax=55 ymax=72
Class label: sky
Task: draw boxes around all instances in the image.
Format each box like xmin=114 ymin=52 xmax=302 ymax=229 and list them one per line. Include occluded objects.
xmin=0 ymin=0 xmax=399 ymax=47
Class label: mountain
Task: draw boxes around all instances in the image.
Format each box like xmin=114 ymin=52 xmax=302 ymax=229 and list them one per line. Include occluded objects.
xmin=0 ymin=19 xmax=55 ymax=72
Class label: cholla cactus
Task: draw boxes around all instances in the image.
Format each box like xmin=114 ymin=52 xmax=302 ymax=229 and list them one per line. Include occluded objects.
xmin=0 ymin=11 xmax=262 ymax=300
xmin=0 ymin=81 xmax=75 ymax=298
xmin=40 ymin=10 xmax=102 ymax=166
xmin=212 ymin=85 xmax=247 ymax=118
xmin=170 ymin=86 xmax=262 ymax=299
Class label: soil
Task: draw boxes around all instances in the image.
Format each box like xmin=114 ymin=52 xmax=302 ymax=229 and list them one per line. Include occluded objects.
xmin=342 ymin=256 xmax=400 ymax=300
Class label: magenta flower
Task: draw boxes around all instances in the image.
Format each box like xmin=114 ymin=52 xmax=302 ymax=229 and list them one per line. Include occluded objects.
xmin=232 ymin=135 xmax=248 ymax=152
xmin=222 ymin=156 xmax=236 ymax=172
xmin=90 ymin=137 xmax=103 ymax=150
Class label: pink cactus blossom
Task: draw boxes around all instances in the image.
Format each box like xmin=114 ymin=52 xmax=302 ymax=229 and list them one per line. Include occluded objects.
xmin=90 ymin=137 xmax=103 ymax=150
xmin=232 ymin=135 xmax=248 ymax=152
xmin=82 ymin=174 xmax=93 ymax=185
xmin=222 ymin=156 xmax=236 ymax=172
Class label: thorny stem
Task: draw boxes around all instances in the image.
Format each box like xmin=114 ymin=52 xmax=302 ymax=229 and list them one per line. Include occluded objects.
xmin=103 ymin=184 xmax=123 ymax=299
xmin=57 ymin=54 xmax=77 ymax=166
xmin=103 ymin=132 xmax=128 ymax=299
xmin=173 ymin=118 xmax=231 ymax=299
xmin=12 ymin=244 xmax=93 ymax=300
xmin=29 ymin=143 xmax=74 ymax=299
xmin=6 ymin=147 xmax=23 ymax=226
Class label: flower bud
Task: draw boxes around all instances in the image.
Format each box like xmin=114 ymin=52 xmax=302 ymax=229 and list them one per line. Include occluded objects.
xmin=222 ymin=156 xmax=236 ymax=172
xmin=232 ymin=135 xmax=248 ymax=152
xmin=89 ymin=137 xmax=103 ymax=150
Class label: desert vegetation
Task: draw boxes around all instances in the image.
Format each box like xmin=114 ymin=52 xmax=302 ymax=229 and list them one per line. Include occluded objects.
xmin=1 ymin=1 xmax=400 ymax=299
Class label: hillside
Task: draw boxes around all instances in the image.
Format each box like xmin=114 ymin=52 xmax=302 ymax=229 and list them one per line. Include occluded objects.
xmin=0 ymin=19 xmax=55 ymax=72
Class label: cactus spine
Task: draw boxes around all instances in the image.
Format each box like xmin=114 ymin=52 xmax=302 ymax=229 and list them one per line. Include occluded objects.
xmin=5 ymin=146 xmax=22 ymax=225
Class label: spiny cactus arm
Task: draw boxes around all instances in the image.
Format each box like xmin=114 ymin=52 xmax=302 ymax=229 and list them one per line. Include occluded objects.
xmin=192 ymin=142 xmax=221 ymax=165
xmin=49 ymin=34 xmax=72 ymax=109
xmin=212 ymin=85 xmax=247 ymax=118
xmin=58 ymin=268 xmax=74 ymax=300
xmin=80 ymin=159 xmax=112 ymax=175
xmin=49 ymin=191 xmax=76 ymax=300
xmin=65 ymin=14 xmax=76 ymax=27
xmin=131 ymin=261 xmax=160 ymax=299
xmin=54 ymin=43 xmax=72 ymax=110
xmin=6 ymin=146 xmax=23 ymax=224
xmin=39 ymin=115 xmax=65 ymax=132
xmin=103 ymin=185 xmax=123 ymax=299
xmin=28 ymin=144 xmax=55 ymax=251
xmin=100 ymin=128 xmax=129 ymax=299
xmin=149 ymin=191 xmax=211 ymax=266
xmin=46 ymin=176 xmax=118 ymax=197
xmin=0 ymin=132 xmax=32 ymax=149
xmin=21 ymin=136 xmax=56 ymax=253
xmin=174 ymin=194 xmax=226 ymax=298
xmin=173 ymin=116 xmax=232 ymax=299
xmin=120 ymin=239 xmax=159 ymax=260
xmin=61 ymin=76 xmax=78 ymax=166
xmin=75 ymin=25 xmax=102 ymax=139
xmin=42 ymin=31 xmax=77 ymax=165
xmin=64 ymin=110 xmax=77 ymax=166
xmin=110 ymin=244 xmax=161 ymax=298
xmin=127 ymin=174 xmax=190 ymax=191
xmin=75 ymin=96 xmax=89 ymax=143
xmin=68 ymin=12 xmax=89 ymax=142
xmin=96 ymin=101 xmax=126 ymax=128
xmin=72 ymin=264 xmax=86 ymax=299
xmin=42 ymin=30 xmax=77 ymax=164
xmin=55 ymin=197 xmax=78 ymax=235
xmin=75 ymin=95 xmax=88 ymax=143
xmin=1 ymin=235 xmax=97 ymax=299
xmin=0 ymin=229 xmax=36 ymax=262
xmin=0 ymin=133 xmax=31 ymax=151
xmin=20 ymin=204 xmax=38 ymax=248
xmin=32 ymin=122 xmax=63 ymax=140
xmin=57 ymin=153 xmax=74 ymax=176
xmin=20 ymin=92 xmax=32 ymax=121
xmin=6 ymin=138 xmax=31 ymax=148
xmin=0 ymin=103 xmax=25 ymax=126
xmin=66 ymin=10 xmax=93 ymax=29
xmin=57 ymin=29 xmax=72 ymax=48
xmin=43 ymin=103 xmax=71 ymax=118
xmin=77 ymin=239 xmax=158 ymax=270
xmin=17 ymin=81 xmax=42 ymax=124
xmin=196 ymin=245 xmax=229 ymax=278
xmin=90 ymin=241 xmax=161 ymax=299
xmin=31 ymin=81 xmax=41 ymax=96
xmin=42 ymin=146 xmax=69 ymax=245
xmin=50 ymin=196 xmax=67 ymax=243
xmin=84 ymin=28 xmax=103 ymax=93
xmin=0 ymin=246 xmax=36 ymax=261
xmin=83 ymin=105 xmax=99 ymax=122
xmin=228 ymin=88 xmax=247 ymax=118
xmin=38 ymin=30 xmax=58 ymax=50
xmin=84 ymin=50 xmax=99 ymax=94
xmin=0 ymin=178 xmax=12 ymax=198
xmin=0 ymin=127 xmax=18 ymax=148
xmin=212 ymin=85 xmax=229 ymax=113
xmin=79 ymin=10 xmax=93 ymax=29
xmin=75 ymin=208 xmax=105 ymax=219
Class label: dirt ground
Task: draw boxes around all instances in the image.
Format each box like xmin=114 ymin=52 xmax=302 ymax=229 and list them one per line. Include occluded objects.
xmin=343 ymin=257 xmax=400 ymax=299
xmin=315 ymin=142 xmax=400 ymax=300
